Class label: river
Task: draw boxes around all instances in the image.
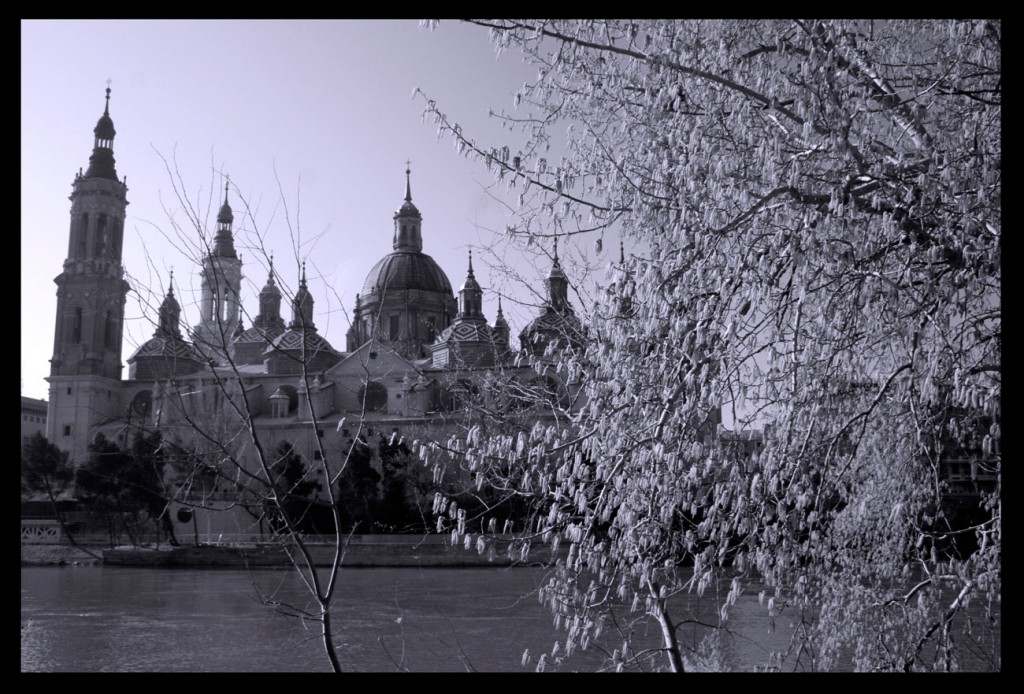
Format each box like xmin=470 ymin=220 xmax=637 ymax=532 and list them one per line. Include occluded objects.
xmin=21 ymin=564 xmax=794 ymax=672
xmin=20 ymin=565 xmax=997 ymax=672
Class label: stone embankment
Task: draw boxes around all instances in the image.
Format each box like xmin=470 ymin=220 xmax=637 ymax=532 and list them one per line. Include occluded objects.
xmin=22 ymin=535 xmax=562 ymax=568
xmin=21 ymin=544 xmax=103 ymax=566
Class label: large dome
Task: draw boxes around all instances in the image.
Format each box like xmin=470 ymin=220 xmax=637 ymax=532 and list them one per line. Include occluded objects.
xmin=361 ymin=251 xmax=454 ymax=297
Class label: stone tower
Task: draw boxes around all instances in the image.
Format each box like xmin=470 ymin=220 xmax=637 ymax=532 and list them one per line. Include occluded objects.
xmin=46 ymin=86 xmax=131 ymax=462
xmin=192 ymin=181 xmax=243 ymax=364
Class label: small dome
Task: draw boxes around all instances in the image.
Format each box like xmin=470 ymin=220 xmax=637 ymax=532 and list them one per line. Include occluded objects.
xmin=266 ymin=328 xmax=337 ymax=356
xmin=234 ymin=325 xmax=284 ymax=346
xmin=129 ymin=336 xmax=204 ymax=363
xmin=519 ymin=308 xmax=583 ymax=357
xmin=494 ymin=298 xmax=509 ymax=329
xmin=127 ymin=334 xmax=206 ymax=380
xmin=212 ymin=183 xmax=237 ymax=259
xmin=218 ymin=200 xmax=233 ymax=225
xmin=94 ymin=112 xmax=115 ymax=141
xmin=94 ymin=87 xmax=116 ymax=140
xmin=361 ymin=251 xmax=454 ymax=297
xmin=84 ymin=87 xmax=118 ymax=180
xmin=260 ymin=273 xmax=281 ymax=298
xmin=437 ymin=320 xmax=495 ymax=344
xmin=397 ymin=198 xmax=420 ymax=218
xmin=230 ymin=325 xmax=283 ymax=365
xmin=160 ymin=288 xmax=180 ymax=314
xmin=263 ymin=328 xmax=341 ymax=375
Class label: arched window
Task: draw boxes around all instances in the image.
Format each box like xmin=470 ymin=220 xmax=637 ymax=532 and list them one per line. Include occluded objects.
xmin=112 ymin=218 xmax=123 ymax=257
xmin=93 ymin=214 xmax=107 ymax=257
xmin=77 ymin=213 xmax=89 ymax=257
xmin=130 ymin=389 xmax=152 ymax=419
xmin=71 ymin=308 xmax=83 ymax=344
xmin=104 ymin=311 xmax=115 ymax=347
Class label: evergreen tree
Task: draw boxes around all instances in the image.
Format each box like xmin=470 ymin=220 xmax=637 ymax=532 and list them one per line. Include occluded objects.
xmin=21 ymin=432 xmax=76 ymax=540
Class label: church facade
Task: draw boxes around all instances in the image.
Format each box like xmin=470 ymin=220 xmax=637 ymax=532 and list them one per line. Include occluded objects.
xmin=44 ymin=90 xmax=583 ymax=537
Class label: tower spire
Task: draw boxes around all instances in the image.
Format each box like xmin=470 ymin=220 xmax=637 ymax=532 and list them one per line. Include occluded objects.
xmin=393 ymin=164 xmax=423 ymax=252
xmin=213 ymin=176 xmax=237 ymax=258
xmin=545 ymin=236 xmax=568 ymax=312
xmin=458 ymin=247 xmax=483 ymax=319
xmin=290 ymin=261 xmax=315 ymax=330
xmin=158 ymin=272 xmax=182 ymax=338
xmin=85 ymin=83 xmax=118 ymax=180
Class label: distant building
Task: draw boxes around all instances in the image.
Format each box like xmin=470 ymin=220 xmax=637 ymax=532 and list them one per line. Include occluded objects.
xmin=21 ymin=396 xmax=48 ymax=444
xmin=44 ymin=88 xmax=588 ymax=538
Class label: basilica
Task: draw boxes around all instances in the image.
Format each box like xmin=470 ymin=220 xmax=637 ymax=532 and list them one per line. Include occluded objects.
xmin=45 ymin=89 xmax=582 ymax=537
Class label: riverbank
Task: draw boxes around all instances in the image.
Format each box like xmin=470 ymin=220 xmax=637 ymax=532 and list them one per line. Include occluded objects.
xmin=21 ymin=544 xmax=103 ymax=566
xmin=22 ymin=535 xmax=561 ymax=568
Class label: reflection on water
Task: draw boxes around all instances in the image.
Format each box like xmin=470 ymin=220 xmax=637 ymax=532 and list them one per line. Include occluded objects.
xmin=21 ymin=565 xmax=774 ymax=672
xmin=21 ymin=565 xmax=591 ymax=673
xmin=20 ymin=564 xmax=997 ymax=672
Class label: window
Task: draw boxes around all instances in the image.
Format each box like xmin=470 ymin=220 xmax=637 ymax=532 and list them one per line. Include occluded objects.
xmin=67 ymin=387 xmax=72 ymax=395
xmin=104 ymin=312 xmax=115 ymax=348
xmin=313 ymin=450 xmax=322 ymax=460
xmin=270 ymin=398 xmax=289 ymax=419
xmin=389 ymin=314 xmax=400 ymax=341
xmin=77 ymin=213 xmax=88 ymax=257
xmin=425 ymin=316 xmax=436 ymax=342
xmin=94 ymin=214 xmax=107 ymax=257
xmin=71 ymin=308 xmax=83 ymax=344
xmin=112 ymin=218 xmax=124 ymax=256
xmin=357 ymin=381 xmax=388 ymax=412
xmin=63 ymin=425 xmax=71 ymax=436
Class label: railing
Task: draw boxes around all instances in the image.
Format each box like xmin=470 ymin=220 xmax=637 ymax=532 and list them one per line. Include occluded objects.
xmin=21 ymin=520 xmax=61 ymax=544
xmin=21 ymin=512 xmax=90 ymax=524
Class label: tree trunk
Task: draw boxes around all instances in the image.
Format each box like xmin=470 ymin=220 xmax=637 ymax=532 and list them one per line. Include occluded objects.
xmin=652 ymin=602 xmax=686 ymax=673
xmin=321 ymin=607 xmax=342 ymax=673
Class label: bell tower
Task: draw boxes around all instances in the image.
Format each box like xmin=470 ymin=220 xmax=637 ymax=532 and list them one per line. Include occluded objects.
xmin=46 ymin=85 xmax=130 ymax=463
xmin=192 ymin=180 xmax=243 ymax=364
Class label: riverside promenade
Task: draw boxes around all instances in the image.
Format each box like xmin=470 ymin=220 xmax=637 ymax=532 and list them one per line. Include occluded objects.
xmin=22 ymin=534 xmax=562 ymax=568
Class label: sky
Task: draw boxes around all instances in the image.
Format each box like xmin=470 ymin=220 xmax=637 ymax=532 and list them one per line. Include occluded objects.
xmin=21 ymin=19 xmax=565 ymax=402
